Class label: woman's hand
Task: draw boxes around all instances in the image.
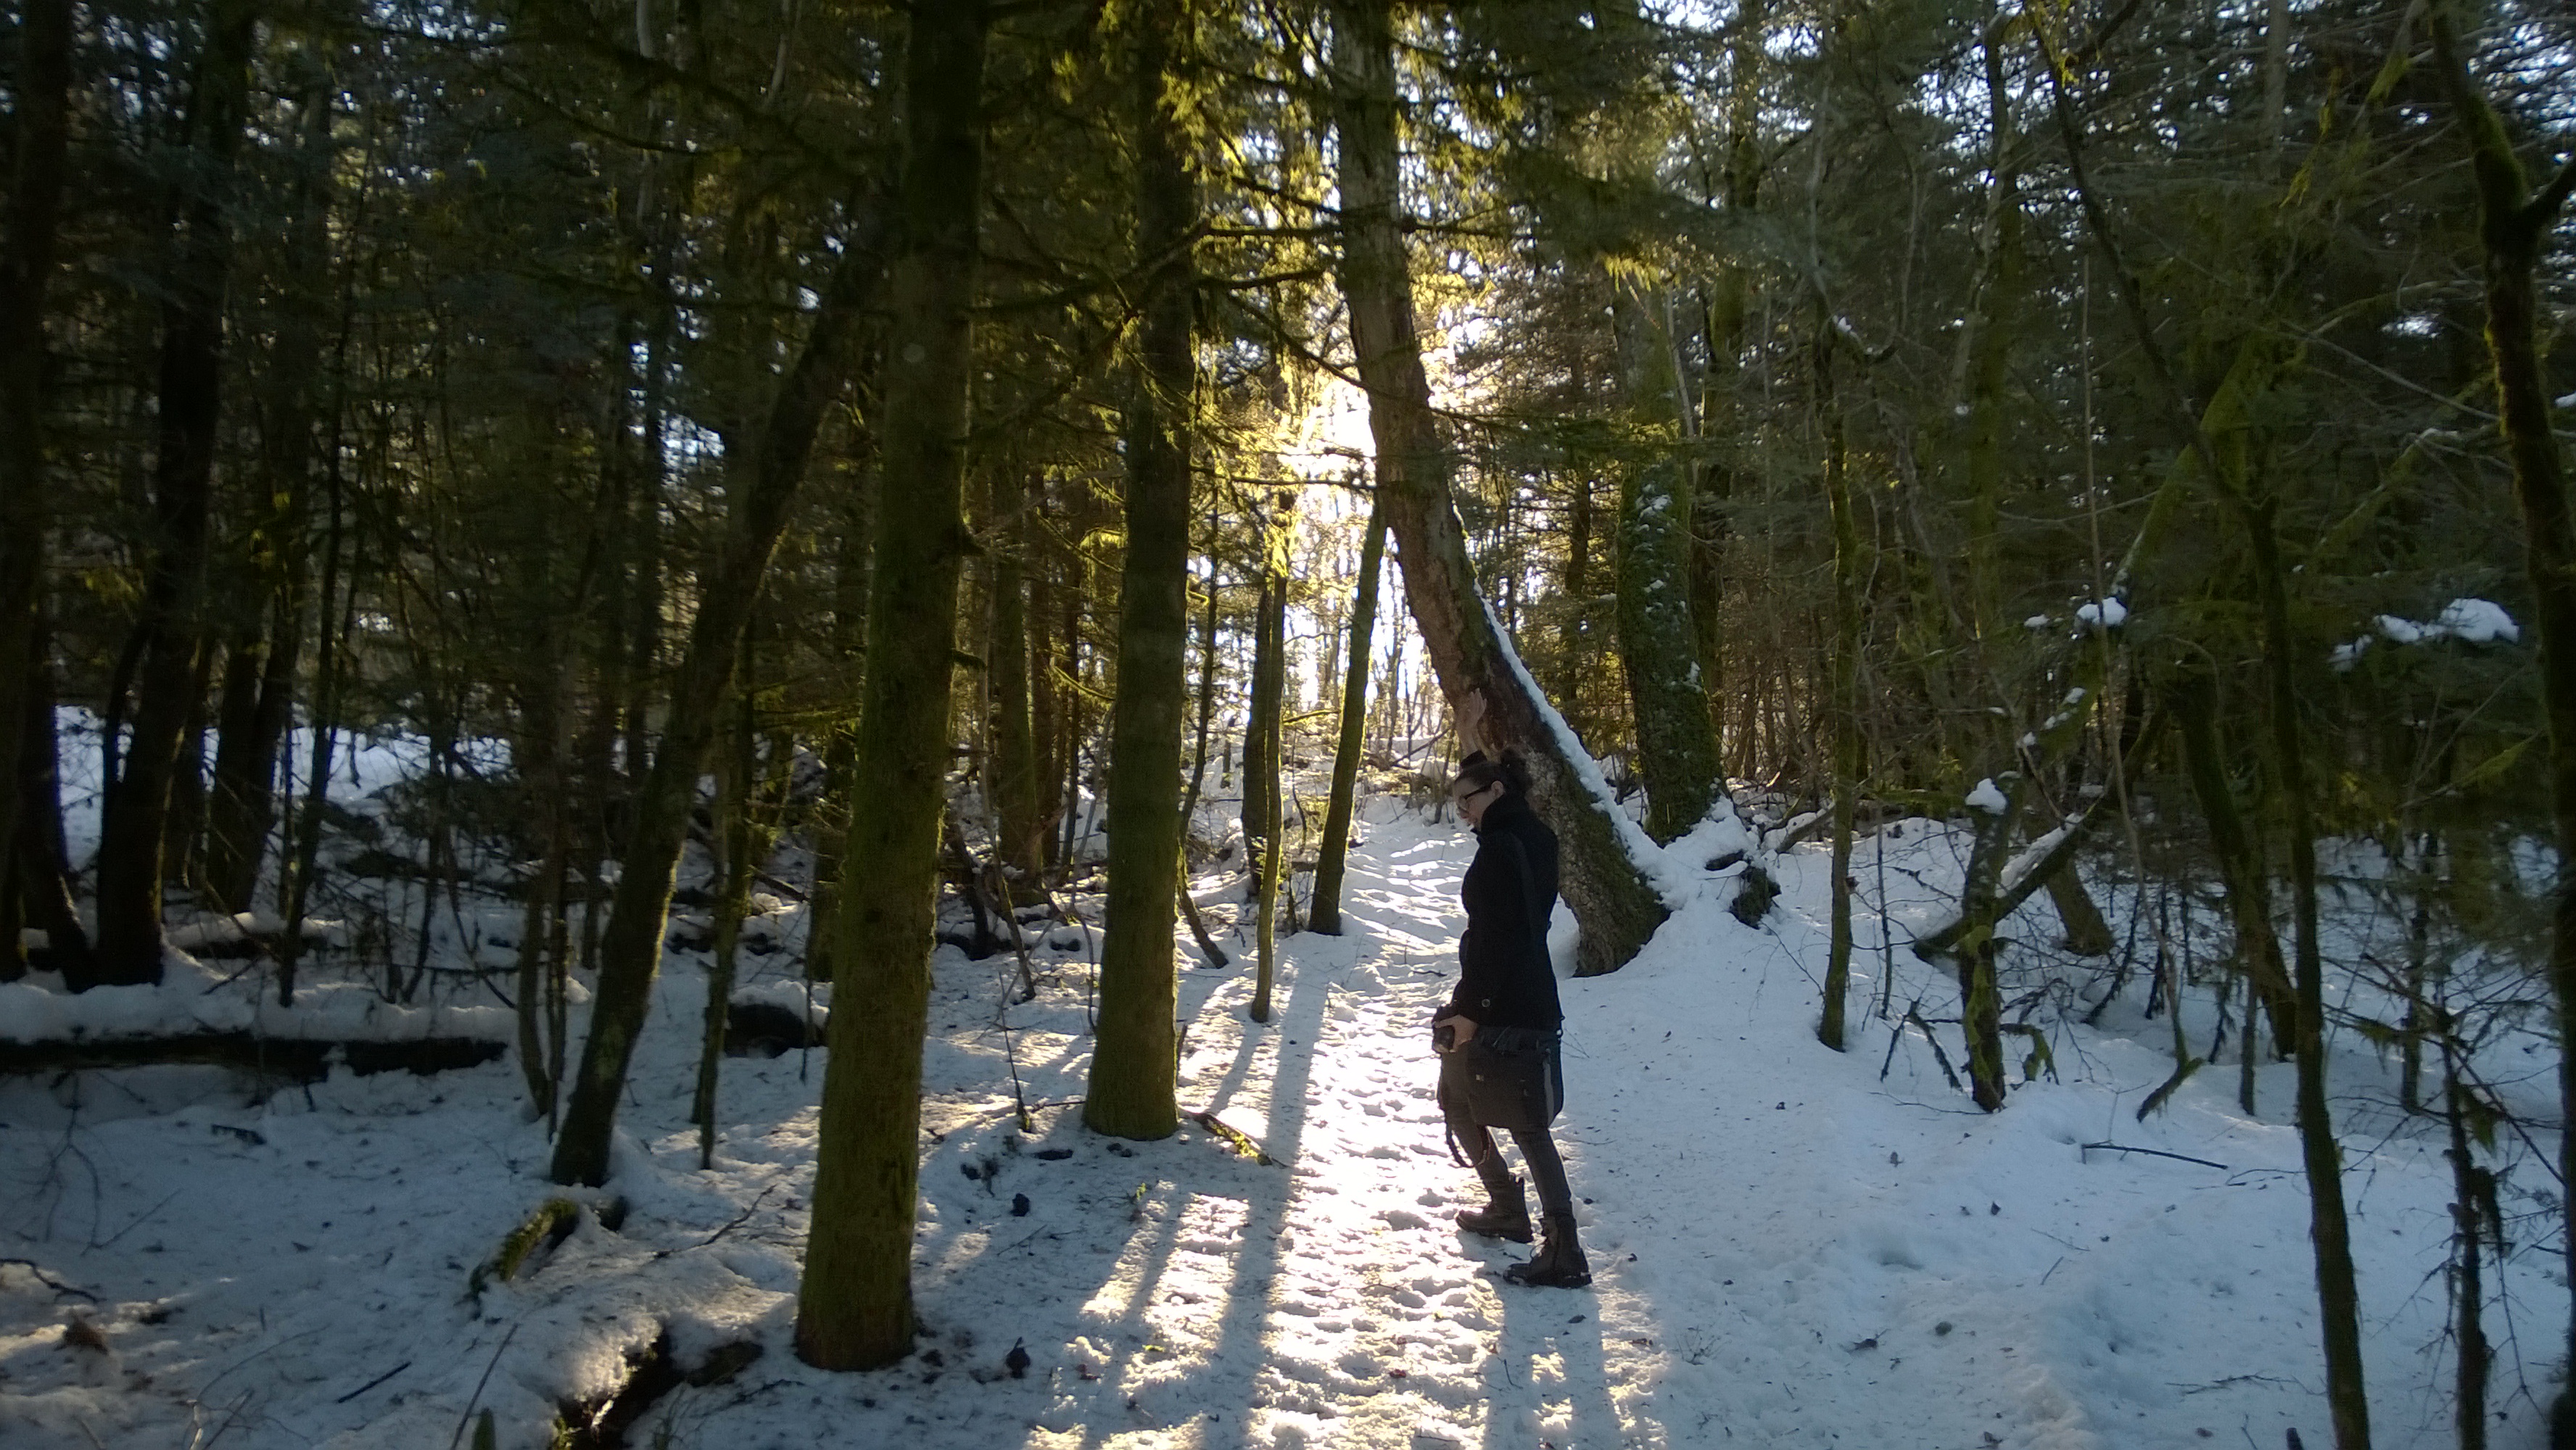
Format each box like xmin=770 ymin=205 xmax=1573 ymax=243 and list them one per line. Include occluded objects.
xmin=1433 ymin=1014 xmax=1479 ymax=1054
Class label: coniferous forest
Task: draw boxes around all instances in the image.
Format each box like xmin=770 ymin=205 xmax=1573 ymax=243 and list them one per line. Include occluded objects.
xmin=2 ymin=1 xmax=2574 ymax=1446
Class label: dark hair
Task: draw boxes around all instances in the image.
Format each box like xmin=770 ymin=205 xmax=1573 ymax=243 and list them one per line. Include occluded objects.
xmin=1453 ymin=747 xmax=1532 ymax=798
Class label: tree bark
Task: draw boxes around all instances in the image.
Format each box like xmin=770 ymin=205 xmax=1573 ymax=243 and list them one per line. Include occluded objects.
xmin=94 ymin=0 xmax=259 ymax=985
xmin=1329 ymin=0 xmax=1668 ymax=974
xmin=794 ymin=1 xmax=989 ymax=1371
xmin=549 ymin=184 xmax=891 ymax=1188
xmin=1088 ymin=8 xmax=1196 ymax=1141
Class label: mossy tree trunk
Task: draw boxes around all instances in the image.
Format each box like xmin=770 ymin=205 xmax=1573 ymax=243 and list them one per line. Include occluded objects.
xmin=794 ymin=1 xmax=990 ymax=1371
xmin=1328 ymin=0 xmax=1667 ymax=974
xmin=1087 ymin=5 xmax=1197 ymax=1141
xmin=1610 ymin=283 xmax=1722 ymax=843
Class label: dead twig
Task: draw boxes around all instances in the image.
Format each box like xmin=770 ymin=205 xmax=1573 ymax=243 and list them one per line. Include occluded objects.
xmin=447 ymin=1323 xmax=521 ymax=1450
xmin=2080 ymin=1141 xmax=2228 ymax=1172
xmin=0 ymin=1257 xmax=97 ymax=1301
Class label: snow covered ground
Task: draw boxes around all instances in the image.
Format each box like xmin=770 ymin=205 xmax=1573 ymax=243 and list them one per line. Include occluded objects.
xmin=0 ymin=777 xmax=2559 ymax=1448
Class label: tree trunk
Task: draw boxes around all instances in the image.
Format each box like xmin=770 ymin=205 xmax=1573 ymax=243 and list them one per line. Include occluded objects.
xmin=2245 ymin=494 xmax=2371 ymax=1450
xmin=1329 ymin=0 xmax=1669 ymax=974
xmin=1241 ymin=506 xmax=1285 ymax=864
xmin=94 ymin=0 xmax=259 ymax=985
xmin=991 ymin=471 xmax=1049 ymax=876
xmin=1310 ymin=500 xmax=1385 ymax=935
xmin=204 ymin=604 xmax=296 ymax=912
xmin=696 ymin=682 xmax=761 ymax=1169
xmin=549 ymin=185 xmax=891 ymax=1188
xmin=1556 ymin=473 xmax=1593 ymax=725
xmin=2425 ymin=17 xmax=2576 ymax=1438
xmin=1818 ymin=324 xmax=1859 ymax=1052
xmin=1249 ymin=559 xmax=1287 ymax=1023
xmin=15 ymin=638 xmax=91 ymax=982
xmin=1961 ymin=8 xmax=2023 ymax=645
xmin=805 ymin=465 xmax=876 ymax=985
xmin=2443 ymin=1040 xmax=2493 ymax=1450
xmin=206 ymin=78 xmax=335 ymax=915
xmin=1088 ymin=11 xmax=1196 ymax=1141
xmin=0 ymin=0 xmax=75 ymax=935
xmin=273 ymin=445 xmax=357 ymax=1006
xmin=512 ymin=664 xmax=571 ymax=1126
xmin=2171 ymin=669 xmax=2297 ymax=1064
xmin=1611 ymin=282 xmax=1722 ymax=842
xmin=794 ymin=1 xmax=989 ymax=1371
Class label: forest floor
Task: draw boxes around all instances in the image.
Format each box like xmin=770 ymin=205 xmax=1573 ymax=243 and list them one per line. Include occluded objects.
xmin=0 ymin=763 xmax=2562 ymax=1449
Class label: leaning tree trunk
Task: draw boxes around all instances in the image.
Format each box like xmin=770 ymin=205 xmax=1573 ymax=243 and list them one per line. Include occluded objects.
xmin=1310 ymin=498 xmax=1386 ymax=935
xmin=0 ymin=0 xmax=75 ymax=932
xmin=548 ymin=186 xmax=888 ymax=1189
xmin=1329 ymin=0 xmax=1667 ymax=974
xmin=1086 ymin=9 xmax=1196 ymax=1142
xmin=2427 ymin=11 xmax=2576 ymax=1440
xmin=94 ymin=0 xmax=258 ymax=985
xmin=794 ymin=1 xmax=990 ymax=1372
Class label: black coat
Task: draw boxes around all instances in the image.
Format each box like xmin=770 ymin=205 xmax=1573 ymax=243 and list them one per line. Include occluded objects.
xmin=1446 ymin=791 xmax=1562 ymax=1030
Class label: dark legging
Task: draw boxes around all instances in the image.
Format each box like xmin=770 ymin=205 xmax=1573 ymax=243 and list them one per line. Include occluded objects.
xmin=1447 ymin=1103 xmax=1574 ymax=1219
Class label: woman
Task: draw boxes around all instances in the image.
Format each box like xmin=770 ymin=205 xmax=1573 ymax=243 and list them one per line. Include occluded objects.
xmin=1434 ymin=740 xmax=1590 ymax=1288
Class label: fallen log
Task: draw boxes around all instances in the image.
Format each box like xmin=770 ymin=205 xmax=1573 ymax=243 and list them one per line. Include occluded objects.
xmin=0 ymin=1032 xmax=507 ymax=1082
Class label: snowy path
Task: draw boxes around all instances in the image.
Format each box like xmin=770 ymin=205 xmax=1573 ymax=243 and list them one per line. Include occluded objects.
xmin=0 ymin=798 xmax=2556 ymax=1448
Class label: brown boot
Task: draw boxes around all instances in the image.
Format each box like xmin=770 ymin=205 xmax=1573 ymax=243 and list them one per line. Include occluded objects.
xmin=1504 ymin=1213 xmax=1590 ymax=1288
xmin=1455 ymin=1174 xmax=1532 ymax=1243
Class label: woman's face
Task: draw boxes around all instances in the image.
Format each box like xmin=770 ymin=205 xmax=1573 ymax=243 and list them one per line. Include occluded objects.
xmin=1451 ymin=776 xmax=1501 ymax=828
